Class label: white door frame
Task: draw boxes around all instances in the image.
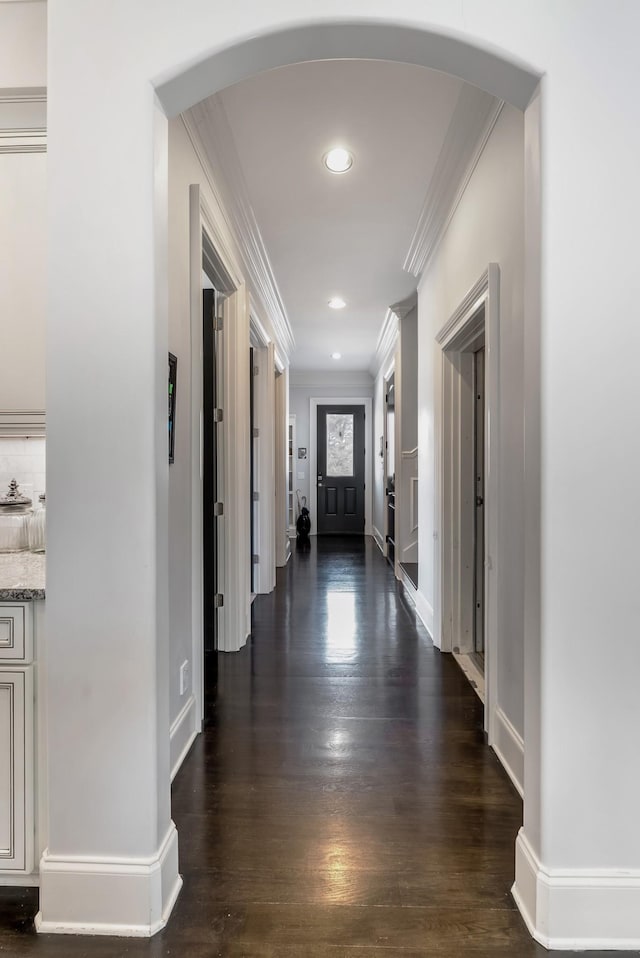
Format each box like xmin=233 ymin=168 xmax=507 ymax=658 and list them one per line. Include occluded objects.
xmin=381 ymin=364 xmax=395 ymax=558
xmin=274 ymin=365 xmax=290 ymax=565
xmin=434 ymin=265 xmax=500 ymax=737
xmin=309 ymin=397 xmax=373 ymax=537
xmin=189 ymin=184 xmax=250 ymax=730
xmin=249 ymin=313 xmax=276 ymax=595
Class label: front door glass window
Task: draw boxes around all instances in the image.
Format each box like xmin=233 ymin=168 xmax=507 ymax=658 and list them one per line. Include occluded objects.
xmin=326 ymin=413 xmax=354 ymax=477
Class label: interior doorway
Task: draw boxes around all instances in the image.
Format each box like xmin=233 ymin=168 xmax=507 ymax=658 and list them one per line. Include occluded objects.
xmin=202 ymin=283 xmax=223 ymax=722
xmin=249 ymin=347 xmax=256 ymax=593
xmin=384 ymin=374 xmax=396 ymax=566
xmin=436 ymin=265 xmax=500 ymax=733
xmin=473 ymin=343 xmax=485 ymax=668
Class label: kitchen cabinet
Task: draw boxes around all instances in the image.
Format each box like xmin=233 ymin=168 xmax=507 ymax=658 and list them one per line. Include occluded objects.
xmin=0 ymin=597 xmax=42 ymax=884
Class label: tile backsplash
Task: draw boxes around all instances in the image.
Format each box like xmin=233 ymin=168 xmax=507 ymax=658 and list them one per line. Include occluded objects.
xmin=0 ymin=437 xmax=46 ymax=504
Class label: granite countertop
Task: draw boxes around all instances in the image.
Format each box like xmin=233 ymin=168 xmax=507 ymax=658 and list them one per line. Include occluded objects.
xmin=0 ymin=552 xmax=46 ymax=600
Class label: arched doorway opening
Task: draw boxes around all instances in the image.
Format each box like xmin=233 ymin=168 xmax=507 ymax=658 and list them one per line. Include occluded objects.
xmin=43 ymin=6 xmax=547 ymax=945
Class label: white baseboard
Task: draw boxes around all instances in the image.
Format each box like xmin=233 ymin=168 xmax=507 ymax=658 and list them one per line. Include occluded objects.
xmin=399 ymin=567 xmax=418 ymax=602
xmin=413 ymin=589 xmax=434 ymax=641
xmin=170 ymin=693 xmax=198 ymax=782
xmin=452 ymin=650 xmax=485 ymax=703
xmin=35 ymin=822 xmax=182 ymax=937
xmin=372 ymin=525 xmax=385 ymax=555
xmin=0 ymin=873 xmax=39 ymax=887
xmin=492 ymin=706 xmax=524 ymax=797
xmin=513 ymin=829 xmax=640 ymax=950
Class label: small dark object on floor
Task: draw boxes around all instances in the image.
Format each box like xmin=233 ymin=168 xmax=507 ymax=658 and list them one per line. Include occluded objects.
xmin=296 ymin=506 xmax=311 ymax=547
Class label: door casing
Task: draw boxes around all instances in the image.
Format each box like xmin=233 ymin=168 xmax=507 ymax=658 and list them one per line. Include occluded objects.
xmin=434 ymin=265 xmax=500 ymax=739
xmin=188 ymin=184 xmax=249 ymax=734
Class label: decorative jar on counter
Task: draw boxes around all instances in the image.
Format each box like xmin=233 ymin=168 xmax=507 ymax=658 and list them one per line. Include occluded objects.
xmin=0 ymin=479 xmax=32 ymax=553
xmin=29 ymin=493 xmax=46 ymax=553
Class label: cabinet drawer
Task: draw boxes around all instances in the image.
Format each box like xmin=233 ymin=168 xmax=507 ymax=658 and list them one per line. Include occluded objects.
xmin=0 ymin=605 xmax=32 ymax=663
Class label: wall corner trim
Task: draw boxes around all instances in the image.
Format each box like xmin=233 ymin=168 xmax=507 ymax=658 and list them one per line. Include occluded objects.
xmin=513 ymin=830 xmax=640 ymax=951
xmin=170 ymin=693 xmax=198 ymax=782
xmin=35 ymin=823 xmax=182 ymax=937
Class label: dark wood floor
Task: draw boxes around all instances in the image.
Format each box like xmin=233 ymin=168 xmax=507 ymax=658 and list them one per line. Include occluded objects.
xmin=0 ymin=537 xmax=626 ymax=955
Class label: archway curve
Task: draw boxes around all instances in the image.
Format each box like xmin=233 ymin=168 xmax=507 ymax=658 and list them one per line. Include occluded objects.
xmin=154 ymin=20 xmax=541 ymax=117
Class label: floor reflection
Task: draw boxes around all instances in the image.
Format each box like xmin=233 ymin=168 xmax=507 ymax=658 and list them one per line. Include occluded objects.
xmin=325 ymin=589 xmax=357 ymax=661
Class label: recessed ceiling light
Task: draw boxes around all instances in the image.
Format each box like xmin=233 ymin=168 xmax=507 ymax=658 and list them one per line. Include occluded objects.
xmin=328 ymin=297 xmax=346 ymax=310
xmin=331 ymin=352 xmax=342 ymax=360
xmin=323 ymin=147 xmax=353 ymax=174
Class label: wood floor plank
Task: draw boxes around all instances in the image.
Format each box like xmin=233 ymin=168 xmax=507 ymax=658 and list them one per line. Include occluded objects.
xmin=0 ymin=536 xmax=632 ymax=956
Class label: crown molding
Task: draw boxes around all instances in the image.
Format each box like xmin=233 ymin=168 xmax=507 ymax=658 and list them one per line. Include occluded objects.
xmin=0 ymin=128 xmax=46 ymax=153
xmin=0 ymin=88 xmax=46 ymax=102
xmin=404 ymin=86 xmax=504 ymax=278
xmin=249 ymin=302 xmax=271 ymax=349
xmin=184 ymin=98 xmax=294 ymax=360
xmin=0 ymin=411 xmax=45 ymax=437
xmin=370 ymin=307 xmax=399 ymax=378
xmin=0 ymin=88 xmax=46 ymax=153
xmin=389 ymin=291 xmax=417 ymax=321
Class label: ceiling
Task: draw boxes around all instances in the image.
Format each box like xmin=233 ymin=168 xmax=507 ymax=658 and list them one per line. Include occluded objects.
xmin=190 ymin=59 xmax=474 ymax=372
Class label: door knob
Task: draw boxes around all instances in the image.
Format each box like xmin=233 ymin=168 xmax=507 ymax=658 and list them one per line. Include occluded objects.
xmin=476 ymin=495 xmax=484 ymax=507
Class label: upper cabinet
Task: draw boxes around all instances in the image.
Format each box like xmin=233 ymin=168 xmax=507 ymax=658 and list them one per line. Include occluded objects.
xmin=0 ymin=2 xmax=47 ymax=421
xmin=0 ymin=148 xmax=47 ymax=418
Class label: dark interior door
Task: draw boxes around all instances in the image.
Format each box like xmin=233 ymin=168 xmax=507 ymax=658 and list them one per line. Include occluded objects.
xmin=249 ymin=347 xmax=255 ymax=592
xmin=317 ymin=404 xmax=365 ymax=535
xmin=203 ymin=287 xmax=219 ymax=719
xmin=473 ymin=345 xmax=485 ymax=659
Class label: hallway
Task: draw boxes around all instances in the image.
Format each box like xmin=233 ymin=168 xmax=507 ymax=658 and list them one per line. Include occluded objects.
xmin=0 ymin=537 xmax=625 ymax=956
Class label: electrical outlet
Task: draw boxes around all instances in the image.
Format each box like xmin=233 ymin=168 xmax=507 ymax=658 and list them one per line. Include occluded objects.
xmin=179 ymin=660 xmax=190 ymax=696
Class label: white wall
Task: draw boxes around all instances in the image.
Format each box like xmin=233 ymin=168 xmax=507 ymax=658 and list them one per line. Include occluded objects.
xmin=400 ymin=310 xmax=418 ymax=451
xmin=0 ymin=1 xmax=46 ymax=89
xmin=289 ymin=370 xmax=373 ymax=531
xmin=168 ymin=119 xmax=206 ymax=725
xmin=418 ymin=103 xmax=524 ymax=737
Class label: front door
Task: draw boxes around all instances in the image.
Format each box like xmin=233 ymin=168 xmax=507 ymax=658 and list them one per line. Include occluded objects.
xmin=316 ymin=404 xmax=365 ymax=535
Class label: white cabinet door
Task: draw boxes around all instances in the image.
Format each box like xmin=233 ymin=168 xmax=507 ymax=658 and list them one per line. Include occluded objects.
xmin=0 ymin=668 xmax=33 ymax=872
